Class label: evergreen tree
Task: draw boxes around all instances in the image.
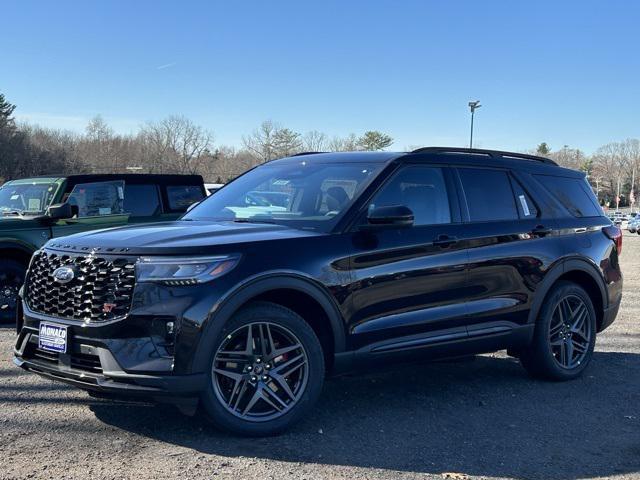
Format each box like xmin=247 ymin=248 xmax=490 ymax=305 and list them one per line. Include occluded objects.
xmin=536 ymin=142 xmax=550 ymax=155
xmin=358 ymin=131 xmax=393 ymax=151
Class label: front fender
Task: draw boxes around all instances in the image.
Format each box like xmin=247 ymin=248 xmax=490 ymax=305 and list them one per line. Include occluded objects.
xmin=190 ymin=272 xmax=347 ymax=374
xmin=0 ymin=238 xmax=39 ymax=256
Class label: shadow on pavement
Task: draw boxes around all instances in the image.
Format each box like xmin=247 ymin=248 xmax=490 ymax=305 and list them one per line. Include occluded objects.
xmin=91 ymin=352 xmax=640 ymax=480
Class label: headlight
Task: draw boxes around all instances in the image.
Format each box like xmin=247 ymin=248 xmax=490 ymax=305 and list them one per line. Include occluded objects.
xmin=135 ymin=255 xmax=239 ymax=285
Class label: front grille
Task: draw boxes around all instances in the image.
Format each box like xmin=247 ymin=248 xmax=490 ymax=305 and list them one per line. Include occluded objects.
xmin=26 ymin=249 xmax=136 ymax=322
xmin=23 ymin=343 xmax=103 ymax=374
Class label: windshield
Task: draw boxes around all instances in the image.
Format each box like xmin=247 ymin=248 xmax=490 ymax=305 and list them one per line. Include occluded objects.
xmin=0 ymin=182 xmax=58 ymax=215
xmin=184 ymin=161 xmax=382 ymax=231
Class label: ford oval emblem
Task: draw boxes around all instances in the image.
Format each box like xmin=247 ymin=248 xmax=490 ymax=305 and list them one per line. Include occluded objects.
xmin=52 ymin=266 xmax=75 ymax=284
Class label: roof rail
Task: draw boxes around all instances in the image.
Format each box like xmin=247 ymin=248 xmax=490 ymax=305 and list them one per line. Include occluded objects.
xmin=409 ymin=147 xmax=557 ymax=166
xmin=291 ymin=151 xmax=324 ymax=157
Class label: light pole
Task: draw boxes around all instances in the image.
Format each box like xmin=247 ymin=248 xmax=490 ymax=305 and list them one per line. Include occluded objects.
xmin=468 ymin=100 xmax=481 ymax=149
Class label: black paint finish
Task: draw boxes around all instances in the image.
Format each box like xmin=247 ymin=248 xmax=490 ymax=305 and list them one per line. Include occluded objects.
xmin=14 ymin=148 xmax=623 ymax=403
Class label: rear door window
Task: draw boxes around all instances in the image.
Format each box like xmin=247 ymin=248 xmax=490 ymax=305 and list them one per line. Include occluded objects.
xmin=458 ymin=168 xmax=518 ymax=222
xmin=510 ymin=178 xmax=539 ymax=218
xmin=124 ymin=184 xmax=161 ymax=216
xmin=534 ymin=175 xmax=601 ymax=217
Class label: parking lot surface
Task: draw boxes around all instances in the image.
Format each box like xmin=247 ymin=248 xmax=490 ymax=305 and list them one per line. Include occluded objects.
xmin=1 ymin=234 xmax=639 ymax=480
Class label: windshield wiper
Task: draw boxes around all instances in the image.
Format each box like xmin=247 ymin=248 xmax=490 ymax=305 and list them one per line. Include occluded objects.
xmin=232 ymin=218 xmax=277 ymax=224
xmin=1 ymin=210 xmax=24 ymax=217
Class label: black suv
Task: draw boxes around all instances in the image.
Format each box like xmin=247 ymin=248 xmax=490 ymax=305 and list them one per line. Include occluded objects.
xmin=14 ymin=148 xmax=623 ymax=436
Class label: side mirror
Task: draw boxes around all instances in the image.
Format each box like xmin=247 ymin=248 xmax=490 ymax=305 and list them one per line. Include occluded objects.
xmin=365 ymin=205 xmax=414 ymax=228
xmin=46 ymin=202 xmax=74 ymax=221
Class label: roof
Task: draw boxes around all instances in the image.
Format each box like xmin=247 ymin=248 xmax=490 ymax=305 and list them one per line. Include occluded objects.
xmin=271 ymin=151 xmax=403 ymax=164
xmin=64 ymin=173 xmax=204 ymax=186
xmin=10 ymin=173 xmax=204 ymax=187
xmin=3 ymin=177 xmax=65 ymax=185
xmin=408 ymin=147 xmax=557 ymax=165
xmin=272 ymin=147 xmax=570 ymax=174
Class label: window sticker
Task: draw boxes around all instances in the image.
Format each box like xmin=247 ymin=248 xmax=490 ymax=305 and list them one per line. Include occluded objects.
xmin=519 ymin=195 xmax=531 ymax=216
xmin=28 ymin=199 xmax=41 ymax=210
xmin=10 ymin=194 xmax=19 ymax=200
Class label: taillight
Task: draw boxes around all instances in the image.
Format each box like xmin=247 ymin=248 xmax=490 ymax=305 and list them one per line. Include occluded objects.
xmin=603 ymin=225 xmax=622 ymax=255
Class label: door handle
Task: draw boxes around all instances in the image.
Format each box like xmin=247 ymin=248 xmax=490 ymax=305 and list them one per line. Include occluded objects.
xmin=433 ymin=234 xmax=458 ymax=247
xmin=532 ymin=225 xmax=552 ymax=236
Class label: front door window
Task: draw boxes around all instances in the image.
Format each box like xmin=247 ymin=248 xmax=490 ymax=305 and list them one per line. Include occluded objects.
xmin=67 ymin=181 xmax=125 ymax=218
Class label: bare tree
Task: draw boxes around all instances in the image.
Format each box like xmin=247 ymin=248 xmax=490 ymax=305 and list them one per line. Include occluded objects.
xmin=85 ymin=115 xmax=113 ymax=141
xmin=592 ymin=142 xmax=628 ymax=208
xmin=139 ymin=115 xmax=214 ymax=174
xmin=302 ymin=130 xmax=328 ymax=152
xmin=242 ymin=120 xmax=278 ymax=162
xmin=548 ymin=145 xmax=587 ymax=172
xmin=328 ymin=133 xmax=360 ymax=152
xmin=622 ymin=139 xmax=640 ymax=197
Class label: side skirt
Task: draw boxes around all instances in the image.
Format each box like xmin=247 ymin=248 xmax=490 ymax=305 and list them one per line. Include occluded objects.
xmin=332 ymin=323 xmax=534 ymax=375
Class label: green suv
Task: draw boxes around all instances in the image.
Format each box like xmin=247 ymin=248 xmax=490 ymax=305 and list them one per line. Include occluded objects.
xmin=0 ymin=174 xmax=206 ymax=322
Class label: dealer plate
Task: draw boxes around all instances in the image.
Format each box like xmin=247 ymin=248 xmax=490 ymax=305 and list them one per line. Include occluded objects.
xmin=38 ymin=322 xmax=68 ymax=353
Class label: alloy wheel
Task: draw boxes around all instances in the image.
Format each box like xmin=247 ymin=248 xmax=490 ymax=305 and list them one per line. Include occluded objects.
xmin=548 ymin=294 xmax=592 ymax=369
xmin=212 ymin=322 xmax=309 ymax=422
xmin=0 ymin=270 xmax=22 ymax=321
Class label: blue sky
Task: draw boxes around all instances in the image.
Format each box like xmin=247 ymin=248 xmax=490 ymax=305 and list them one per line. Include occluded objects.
xmin=3 ymin=0 xmax=639 ymax=153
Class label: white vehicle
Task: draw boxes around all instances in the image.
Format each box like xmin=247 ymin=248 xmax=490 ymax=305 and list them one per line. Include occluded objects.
xmin=204 ymin=183 xmax=224 ymax=195
xmin=628 ymin=217 xmax=640 ymax=233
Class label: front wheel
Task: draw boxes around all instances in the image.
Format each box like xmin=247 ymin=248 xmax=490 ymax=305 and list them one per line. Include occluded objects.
xmin=200 ymin=302 xmax=325 ymax=436
xmin=520 ymin=281 xmax=597 ymax=381
xmin=0 ymin=259 xmax=26 ymax=324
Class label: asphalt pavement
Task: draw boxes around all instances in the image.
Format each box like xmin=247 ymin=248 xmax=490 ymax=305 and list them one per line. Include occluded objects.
xmin=1 ymin=234 xmax=639 ymax=479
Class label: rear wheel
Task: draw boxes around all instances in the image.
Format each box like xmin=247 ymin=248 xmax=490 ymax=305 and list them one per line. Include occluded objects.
xmin=520 ymin=281 xmax=596 ymax=381
xmin=200 ymin=302 xmax=325 ymax=436
xmin=0 ymin=259 xmax=26 ymax=324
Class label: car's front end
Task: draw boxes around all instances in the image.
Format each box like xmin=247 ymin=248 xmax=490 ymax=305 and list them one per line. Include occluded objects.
xmin=14 ymin=154 xmax=386 ymax=413
xmin=13 ymin=244 xmax=247 ymax=409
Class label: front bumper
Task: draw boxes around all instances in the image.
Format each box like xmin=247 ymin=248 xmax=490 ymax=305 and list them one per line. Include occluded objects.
xmin=13 ymin=327 xmax=207 ymax=399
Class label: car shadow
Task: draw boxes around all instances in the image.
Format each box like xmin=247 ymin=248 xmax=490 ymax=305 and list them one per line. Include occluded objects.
xmin=90 ymin=352 xmax=640 ymax=480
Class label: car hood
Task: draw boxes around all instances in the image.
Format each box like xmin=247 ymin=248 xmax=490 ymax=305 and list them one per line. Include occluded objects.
xmin=0 ymin=215 xmax=43 ymax=228
xmin=45 ymin=220 xmax=324 ymax=255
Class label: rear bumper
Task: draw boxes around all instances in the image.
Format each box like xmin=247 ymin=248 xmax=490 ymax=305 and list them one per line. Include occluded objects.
xmin=600 ymin=296 xmax=622 ymax=332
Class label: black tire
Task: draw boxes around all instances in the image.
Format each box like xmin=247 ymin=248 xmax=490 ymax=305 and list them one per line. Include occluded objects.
xmin=200 ymin=301 xmax=325 ymax=436
xmin=520 ymin=281 xmax=597 ymax=381
xmin=0 ymin=259 xmax=26 ymax=324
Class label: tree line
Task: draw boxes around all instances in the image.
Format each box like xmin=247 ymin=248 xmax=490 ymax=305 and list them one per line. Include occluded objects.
xmin=0 ymin=91 xmax=638 ymax=208
xmin=0 ymin=93 xmax=393 ymax=184
xmin=533 ymin=140 xmax=640 ymax=208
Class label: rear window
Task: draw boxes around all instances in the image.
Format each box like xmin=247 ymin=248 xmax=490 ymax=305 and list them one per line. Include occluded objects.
xmin=459 ymin=168 xmax=518 ymax=221
xmin=166 ymin=185 xmax=205 ymax=211
xmin=534 ymin=175 xmax=601 ymax=217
